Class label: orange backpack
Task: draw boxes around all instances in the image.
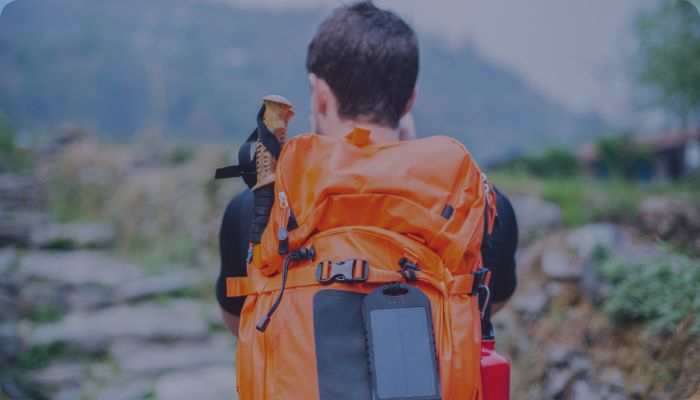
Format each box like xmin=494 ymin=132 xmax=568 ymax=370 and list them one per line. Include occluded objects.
xmin=226 ymin=127 xmax=494 ymax=400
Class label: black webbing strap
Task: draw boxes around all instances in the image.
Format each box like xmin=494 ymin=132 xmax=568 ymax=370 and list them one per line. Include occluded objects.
xmin=214 ymin=165 xmax=242 ymax=179
xmin=255 ymin=104 xmax=281 ymax=160
xmin=215 ymin=129 xmax=258 ymax=188
xmin=214 ymin=104 xmax=283 ymax=188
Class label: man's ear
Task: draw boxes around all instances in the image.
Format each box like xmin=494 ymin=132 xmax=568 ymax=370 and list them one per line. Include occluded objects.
xmin=402 ymin=85 xmax=419 ymax=116
xmin=309 ymin=73 xmax=331 ymax=116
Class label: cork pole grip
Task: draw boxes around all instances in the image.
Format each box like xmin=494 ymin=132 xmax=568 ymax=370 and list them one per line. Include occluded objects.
xmin=253 ymin=95 xmax=295 ymax=191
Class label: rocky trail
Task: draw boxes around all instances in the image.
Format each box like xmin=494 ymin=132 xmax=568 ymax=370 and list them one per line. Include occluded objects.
xmin=503 ymin=197 xmax=700 ymax=399
xmin=1 ymin=174 xmax=237 ymax=400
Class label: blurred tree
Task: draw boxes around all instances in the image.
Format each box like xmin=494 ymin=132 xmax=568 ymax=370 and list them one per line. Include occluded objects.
xmin=636 ymin=1 xmax=700 ymax=129
xmin=597 ymin=134 xmax=653 ymax=180
xmin=519 ymin=148 xmax=580 ymax=178
xmin=0 ymin=113 xmax=30 ymax=171
xmin=0 ymin=113 xmax=17 ymax=170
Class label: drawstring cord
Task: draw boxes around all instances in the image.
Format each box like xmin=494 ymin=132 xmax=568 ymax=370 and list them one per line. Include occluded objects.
xmin=256 ymin=246 xmax=315 ymax=332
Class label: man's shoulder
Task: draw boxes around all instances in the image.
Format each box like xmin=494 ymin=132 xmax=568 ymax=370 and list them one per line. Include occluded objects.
xmin=492 ymin=187 xmax=518 ymax=241
xmin=224 ymin=188 xmax=253 ymax=219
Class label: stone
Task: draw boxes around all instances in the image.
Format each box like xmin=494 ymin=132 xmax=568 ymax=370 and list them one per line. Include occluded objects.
xmin=29 ymin=362 xmax=87 ymax=388
xmin=26 ymin=299 xmax=209 ymax=347
xmin=510 ymin=196 xmax=563 ymax=237
xmin=546 ymin=368 xmax=575 ymax=398
xmin=18 ymin=281 xmax=71 ymax=317
xmin=0 ymin=247 xmax=17 ymax=274
xmin=0 ymin=174 xmax=37 ymax=209
xmin=0 ymin=210 xmax=49 ymax=247
xmin=545 ymin=281 xmax=564 ymax=298
xmin=111 ymin=334 xmax=234 ymax=375
xmin=631 ymin=381 xmax=646 ymax=398
xmin=36 ymin=125 xmax=90 ymax=158
xmin=0 ymin=323 xmax=23 ymax=362
xmin=0 ymin=374 xmax=51 ymax=400
xmin=603 ymin=391 xmax=629 ymax=400
xmin=0 ymin=275 xmax=20 ymax=296
xmin=55 ymin=384 xmax=91 ymax=400
xmin=513 ymin=292 xmax=548 ymax=317
xmin=19 ymin=251 xmax=142 ymax=286
xmin=0 ymin=293 xmax=20 ymax=322
xmin=113 ymin=269 xmax=202 ymax=303
xmin=0 ymin=213 xmax=31 ymax=246
xmin=570 ymin=355 xmax=592 ymax=375
xmin=546 ymin=345 xmax=576 ymax=367
xmin=30 ymin=221 xmax=117 ymax=250
xmin=566 ymin=223 xmax=623 ymax=259
xmin=571 ymin=379 xmax=605 ymax=400
xmin=541 ymin=249 xmax=582 ymax=280
xmin=154 ymin=364 xmax=237 ymax=400
xmin=580 ymin=258 xmax=610 ymax=306
xmin=600 ymin=367 xmax=626 ymax=391
xmin=95 ymin=380 xmax=153 ymax=400
xmin=67 ymin=285 xmax=114 ymax=310
xmin=638 ymin=195 xmax=700 ymax=236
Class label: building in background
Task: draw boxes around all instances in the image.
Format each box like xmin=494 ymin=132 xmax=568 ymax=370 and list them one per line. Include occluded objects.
xmin=579 ymin=129 xmax=700 ymax=181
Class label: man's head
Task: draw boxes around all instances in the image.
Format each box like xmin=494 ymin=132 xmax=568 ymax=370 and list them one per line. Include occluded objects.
xmin=306 ymin=1 xmax=419 ymax=138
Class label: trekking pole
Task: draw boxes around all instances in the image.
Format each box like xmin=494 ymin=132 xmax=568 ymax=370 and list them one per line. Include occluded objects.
xmin=249 ymin=95 xmax=294 ymax=265
xmin=253 ymin=95 xmax=294 ymax=190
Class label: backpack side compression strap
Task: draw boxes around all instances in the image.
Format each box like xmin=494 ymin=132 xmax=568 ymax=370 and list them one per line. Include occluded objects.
xmin=225 ymin=266 xmax=474 ymax=297
xmin=215 ymin=129 xmax=258 ymax=187
xmin=214 ymin=104 xmax=283 ymax=188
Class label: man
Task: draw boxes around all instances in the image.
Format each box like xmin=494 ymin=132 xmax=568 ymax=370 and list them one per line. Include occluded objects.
xmin=216 ymin=1 xmax=517 ymax=336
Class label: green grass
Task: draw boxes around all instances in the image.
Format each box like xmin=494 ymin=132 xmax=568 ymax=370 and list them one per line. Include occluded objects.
xmin=46 ymin=179 xmax=108 ymax=222
xmin=119 ymin=231 xmax=201 ymax=276
xmin=597 ymin=248 xmax=700 ymax=337
xmin=28 ymin=305 xmax=64 ymax=324
xmin=488 ymin=170 xmax=700 ymax=226
xmin=15 ymin=343 xmax=73 ymax=371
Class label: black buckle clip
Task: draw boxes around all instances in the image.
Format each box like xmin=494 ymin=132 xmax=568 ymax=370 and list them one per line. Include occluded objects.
xmin=316 ymin=259 xmax=369 ymax=284
xmin=398 ymin=257 xmax=421 ymax=282
xmin=471 ymin=268 xmax=492 ymax=318
xmin=470 ymin=268 xmax=491 ymax=295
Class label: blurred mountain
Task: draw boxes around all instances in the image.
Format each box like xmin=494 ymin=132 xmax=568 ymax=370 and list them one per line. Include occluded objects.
xmin=0 ymin=0 xmax=603 ymax=162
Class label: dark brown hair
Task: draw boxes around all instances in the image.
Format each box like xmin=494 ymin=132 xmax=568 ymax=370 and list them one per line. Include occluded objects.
xmin=306 ymin=1 xmax=419 ymax=128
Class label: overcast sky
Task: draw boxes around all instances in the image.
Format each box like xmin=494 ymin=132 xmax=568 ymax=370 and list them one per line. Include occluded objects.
xmin=224 ymin=0 xmax=664 ymax=130
xmin=2 ymin=0 xmax=667 ymax=129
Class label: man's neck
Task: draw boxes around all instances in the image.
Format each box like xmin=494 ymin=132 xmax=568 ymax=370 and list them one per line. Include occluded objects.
xmin=325 ymin=119 xmax=400 ymax=143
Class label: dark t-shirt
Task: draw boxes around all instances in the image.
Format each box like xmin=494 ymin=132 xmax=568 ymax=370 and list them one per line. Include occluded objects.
xmin=216 ymin=187 xmax=518 ymax=316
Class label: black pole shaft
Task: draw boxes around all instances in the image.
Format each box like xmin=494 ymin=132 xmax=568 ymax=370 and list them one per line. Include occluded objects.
xmin=250 ymin=185 xmax=275 ymax=244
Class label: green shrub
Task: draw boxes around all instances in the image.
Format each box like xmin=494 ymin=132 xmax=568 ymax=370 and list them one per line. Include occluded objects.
xmin=0 ymin=114 xmax=31 ymax=171
xmin=16 ymin=343 xmax=72 ymax=371
xmin=164 ymin=144 xmax=195 ymax=165
xmin=488 ymin=170 xmax=700 ymax=227
xmin=598 ymin=249 xmax=700 ymax=336
xmin=518 ymin=148 xmax=580 ymax=178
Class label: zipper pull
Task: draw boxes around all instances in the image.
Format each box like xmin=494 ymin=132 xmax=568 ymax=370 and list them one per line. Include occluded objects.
xmin=277 ymin=227 xmax=289 ymax=255
xmin=277 ymin=192 xmax=290 ymax=255
xmin=481 ymin=173 xmax=497 ymax=235
xmin=481 ymin=172 xmax=492 ymax=205
xmin=246 ymin=243 xmax=254 ymax=264
xmin=278 ymin=191 xmax=289 ymax=210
